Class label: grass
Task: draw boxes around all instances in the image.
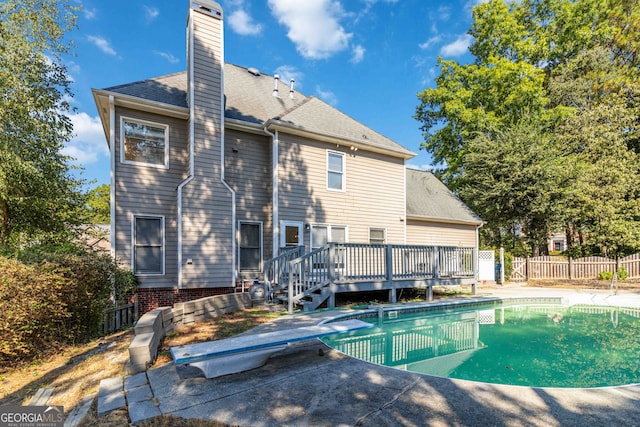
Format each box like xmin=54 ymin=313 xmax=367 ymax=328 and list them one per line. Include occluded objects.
xmin=0 ymin=307 xmax=285 ymax=427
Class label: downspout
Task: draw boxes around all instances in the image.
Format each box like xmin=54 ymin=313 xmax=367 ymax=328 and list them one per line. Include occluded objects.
xmin=402 ymin=166 xmax=407 ymax=244
xmin=177 ymin=10 xmax=196 ymax=289
xmin=263 ymin=124 xmax=279 ymax=257
xmin=109 ymin=95 xmax=116 ymax=258
xmin=219 ymin=21 xmax=237 ymax=286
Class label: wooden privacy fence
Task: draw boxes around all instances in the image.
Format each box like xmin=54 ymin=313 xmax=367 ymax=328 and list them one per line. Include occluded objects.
xmin=103 ymin=298 xmax=138 ymax=334
xmin=511 ymin=254 xmax=640 ymax=281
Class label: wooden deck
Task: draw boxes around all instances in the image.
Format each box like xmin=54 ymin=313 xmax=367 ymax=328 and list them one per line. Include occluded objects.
xmin=265 ymin=243 xmax=478 ymax=312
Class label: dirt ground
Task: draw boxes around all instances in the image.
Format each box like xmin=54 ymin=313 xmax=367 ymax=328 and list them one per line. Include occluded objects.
xmin=0 ymin=307 xmax=285 ymax=427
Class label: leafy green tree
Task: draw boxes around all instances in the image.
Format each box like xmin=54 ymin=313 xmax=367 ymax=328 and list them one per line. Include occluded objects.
xmin=460 ymin=121 xmax=567 ymax=255
xmin=0 ymin=0 xmax=85 ymax=249
xmin=87 ymin=184 xmax=110 ymax=224
xmin=416 ymin=0 xmax=640 ymax=255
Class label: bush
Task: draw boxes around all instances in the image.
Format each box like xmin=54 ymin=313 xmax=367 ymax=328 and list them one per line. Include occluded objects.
xmin=598 ymin=270 xmax=613 ymax=281
xmin=0 ymin=257 xmax=72 ymax=364
xmin=617 ymin=266 xmax=629 ymax=281
xmin=0 ymin=245 xmax=136 ymax=366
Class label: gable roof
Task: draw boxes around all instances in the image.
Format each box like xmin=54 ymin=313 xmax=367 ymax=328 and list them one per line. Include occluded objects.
xmin=406 ymin=169 xmax=483 ymax=226
xmin=98 ymin=63 xmax=415 ymax=159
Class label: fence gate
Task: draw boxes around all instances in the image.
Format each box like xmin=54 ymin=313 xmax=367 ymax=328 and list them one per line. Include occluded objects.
xmin=478 ymin=250 xmax=495 ymax=283
xmin=511 ymin=257 xmax=527 ymax=281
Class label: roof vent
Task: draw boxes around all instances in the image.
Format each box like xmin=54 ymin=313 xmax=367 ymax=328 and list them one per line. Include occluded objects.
xmin=289 ymin=78 xmax=295 ymax=99
xmin=272 ymin=74 xmax=280 ymax=97
xmin=247 ymin=67 xmax=260 ymax=76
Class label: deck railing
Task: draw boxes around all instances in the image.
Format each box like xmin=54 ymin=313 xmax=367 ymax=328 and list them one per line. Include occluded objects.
xmin=264 ymin=246 xmax=304 ymax=298
xmin=286 ymin=243 xmax=475 ymax=312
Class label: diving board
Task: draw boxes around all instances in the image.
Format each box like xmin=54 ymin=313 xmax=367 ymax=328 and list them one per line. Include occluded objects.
xmin=170 ymin=319 xmax=373 ymax=378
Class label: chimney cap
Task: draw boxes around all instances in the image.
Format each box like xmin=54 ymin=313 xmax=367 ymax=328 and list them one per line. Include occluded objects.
xmin=191 ymin=0 xmax=223 ymax=17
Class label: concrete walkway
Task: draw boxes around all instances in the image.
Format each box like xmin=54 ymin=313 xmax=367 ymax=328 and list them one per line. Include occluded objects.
xmin=104 ymin=286 xmax=640 ymax=426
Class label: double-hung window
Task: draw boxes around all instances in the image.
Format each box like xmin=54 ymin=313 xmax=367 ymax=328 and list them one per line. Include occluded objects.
xmin=132 ymin=216 xmax=164 ymax=275
xmin=121 ymin=118 xmax=169 ymax=167
xmin=327 ymin=151 xmax=345 ymax=191
xmin=239 ymin=222 xmax=262 ymax=272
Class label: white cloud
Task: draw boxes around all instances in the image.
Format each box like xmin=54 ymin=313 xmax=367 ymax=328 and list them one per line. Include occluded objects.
xmin=268 ymin=0 xmax=352 ymax=59
xmin=154 ymin=50 xmax=179 ymax=64
xmin=440 ymin=34 xmax=473 ymax=57
xmin=87 ymin=35 xmax=117 ymax=56
xmin=350 ymin=44 xmax=365 ymax=63
xmin=315 ymin=86 xmax=337 ymax=106
xmin=228 ymin=9 xmax=263 ymax=35
xmin=419 ymin=35 xmax=442 ymax=50
xmin=83 ymin=7 xmax=97 ymax=20
xmin=63 ymin=112 xmax=109 ymax=165
xmin=143 ymin=5 xmax=159 ymax=22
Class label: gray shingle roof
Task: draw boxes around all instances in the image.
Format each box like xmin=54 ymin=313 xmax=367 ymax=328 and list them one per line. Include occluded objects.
xmin=406 ymin=169 xmax=483 ymax=225
xmin=104 ymin=63 xmax=414 ymax=158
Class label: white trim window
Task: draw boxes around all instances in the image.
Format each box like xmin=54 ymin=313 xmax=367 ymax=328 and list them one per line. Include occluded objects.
xmin=327 ymin=151 xmax=345 ymax=191
xmin=311 ymin=224 xmax=347 ymax=270
xmin=121 ymin=117 xmax=169 ymax=168
xmin=132 ymin=215 xmax=165 ymax=275
xmin=238 ymin=221 xmax=263 ymax=272
xmin=369 ymin=228 xmax=386 ymax=244
xmin=311 ymin=224 xmax=347 ymax=249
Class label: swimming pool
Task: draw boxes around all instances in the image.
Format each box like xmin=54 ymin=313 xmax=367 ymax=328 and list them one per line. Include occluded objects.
xmin=321 ymin=298 xmax=640 ymax=388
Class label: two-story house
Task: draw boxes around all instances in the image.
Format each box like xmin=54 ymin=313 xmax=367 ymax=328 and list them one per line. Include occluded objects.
xmin=93 ymin=0 xmax=482 ymax=313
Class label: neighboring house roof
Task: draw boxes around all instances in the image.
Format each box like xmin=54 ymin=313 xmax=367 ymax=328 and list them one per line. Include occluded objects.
xmin=78 ymin=224 xmax=111 ymax=251
xmin=98 ymin=63 xmax=415 ymax=159
xmin=406 ymin=169 xmax=483 ymax=226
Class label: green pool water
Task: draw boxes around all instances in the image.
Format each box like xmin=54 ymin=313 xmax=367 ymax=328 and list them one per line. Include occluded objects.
xmin=321 ymin=303 xmax=640 ymax=388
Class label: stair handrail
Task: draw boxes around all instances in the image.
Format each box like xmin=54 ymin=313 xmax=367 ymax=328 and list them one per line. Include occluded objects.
xmin=264 ymin=246 xmax=304 ymax=300
xmin=287 ymin=244 xmax=332 ymax=313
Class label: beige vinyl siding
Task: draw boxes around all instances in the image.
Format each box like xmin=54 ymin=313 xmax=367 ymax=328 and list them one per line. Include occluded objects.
xmin=224 ymin=128 xmax=273 ymax=275
xmin=180 ymin=6 xmax=234 ymax=288
xmin=277 ymin=133 xmax=406 ymax=248
xmin=406 ymin=220 xmax=477 ymax=247
xmin=114 ymin=107 xmax=188 ymax=288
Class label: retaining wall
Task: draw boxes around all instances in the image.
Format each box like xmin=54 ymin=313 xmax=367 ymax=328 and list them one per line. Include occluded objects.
xmin=126 ymin=293 xmax=252 ymax=375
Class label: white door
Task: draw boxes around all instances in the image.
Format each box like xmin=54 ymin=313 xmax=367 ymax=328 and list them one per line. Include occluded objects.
xmin=280 ymin=221 xmax=304 ymax=249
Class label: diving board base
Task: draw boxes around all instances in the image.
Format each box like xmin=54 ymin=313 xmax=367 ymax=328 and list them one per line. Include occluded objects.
xmin=189 ymin=345 xmax=288 ymax=379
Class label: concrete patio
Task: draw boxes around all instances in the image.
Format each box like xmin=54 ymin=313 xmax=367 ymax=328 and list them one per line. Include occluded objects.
xmin=104 ymin=286 xmax=640 ymax=426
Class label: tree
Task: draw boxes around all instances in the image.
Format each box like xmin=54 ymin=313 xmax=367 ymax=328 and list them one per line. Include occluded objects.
xmin=460 ymin=121 xmax=568 ymax=255
xmin=0 ymin=0 xmax=85 ymax=248
xmin=415 ymin=0 xmax=640 ymax=255
xmin=87 ymin=184 xmax=110 ymax=224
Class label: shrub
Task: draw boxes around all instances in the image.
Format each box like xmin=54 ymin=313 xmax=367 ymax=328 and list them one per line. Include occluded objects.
xmin=0 ymin=245 xmax=137 ymax=366
xmin=617 ymin=266 xmax=629 ymax=281
xmin=598 ymin=270 xmax=613 ymax=281
xmin=0 ymin=257 xmax=72 ymax=365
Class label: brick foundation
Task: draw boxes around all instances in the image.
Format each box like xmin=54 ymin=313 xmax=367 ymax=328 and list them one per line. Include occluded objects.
xmin=136 ymin=287 xmax=235 ymax=315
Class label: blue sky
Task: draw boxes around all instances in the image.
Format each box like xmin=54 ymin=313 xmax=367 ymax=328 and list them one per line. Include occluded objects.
xmin=64 ymin=0 xmax=480 ymax=188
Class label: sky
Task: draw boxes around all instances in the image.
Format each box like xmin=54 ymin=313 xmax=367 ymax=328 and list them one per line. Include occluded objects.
xmin=63 ymin=0 xmax=481 ymax=188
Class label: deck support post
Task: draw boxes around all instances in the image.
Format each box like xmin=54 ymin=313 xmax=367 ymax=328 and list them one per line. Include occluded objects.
xmin=385 ymin=244 xmax=395 ymax=303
